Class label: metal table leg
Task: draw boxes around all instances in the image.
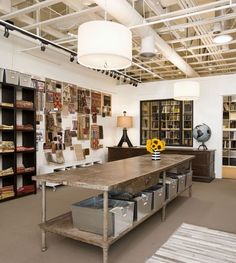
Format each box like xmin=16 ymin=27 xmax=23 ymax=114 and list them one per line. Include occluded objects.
xmin=189 ymin=185 xmax=192 ymax=197
xmin=162 ymin=171 xmax=166 ymax=221
xmin=103 ymin=191 xmax=109 ymax=263
xmin=41 ymin=181 xmax=47 ymax=252
xmin=189 ymin=161 xmax=193 ymax=198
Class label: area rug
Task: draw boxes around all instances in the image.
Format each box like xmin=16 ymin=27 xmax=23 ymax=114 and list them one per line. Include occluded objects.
xmin=146 ymin=223 xmax=236 ymax=263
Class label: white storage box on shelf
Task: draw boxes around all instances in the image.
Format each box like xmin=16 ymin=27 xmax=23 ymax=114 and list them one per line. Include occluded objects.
xmin=39 ymin=157 xmax=102 ymax=190
xmin=144 ymin=184 xmax=165 ymax=211
xmin=71 ymin=196 xmax=134 ymax=237
xmin=0 ymin=68 xmax=4 ymax=82
xmin=19 ymin=73 xmax=32 ymax=87
xmin=5 ymin=69 xmax=19 ymax=85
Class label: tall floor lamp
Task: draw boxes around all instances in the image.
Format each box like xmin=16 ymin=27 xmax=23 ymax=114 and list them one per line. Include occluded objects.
xmin=117 ymin=111 xmax=133 ymax=147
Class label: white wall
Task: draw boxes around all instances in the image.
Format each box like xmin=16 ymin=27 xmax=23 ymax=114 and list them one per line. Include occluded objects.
xmin=0 ymin=34 xmax=118 ymax=170
xmin=114 ymin=74 xmax=236 ymax=179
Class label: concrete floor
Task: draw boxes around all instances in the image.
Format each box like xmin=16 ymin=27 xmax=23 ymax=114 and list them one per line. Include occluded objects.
xmin=0 ymin=179 xmax=236 ymax=263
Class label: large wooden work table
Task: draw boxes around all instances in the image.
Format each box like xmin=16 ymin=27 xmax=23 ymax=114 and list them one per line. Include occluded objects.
xmin=33 ymin=154 xmax=194 ymax=263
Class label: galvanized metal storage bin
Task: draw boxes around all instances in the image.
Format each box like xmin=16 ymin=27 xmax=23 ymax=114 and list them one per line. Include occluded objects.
xmin=133 ymin=192 xmax=152 ymax=221
xmin=5 ymin=69 xmax=19 ymax=85
xmin=19 ymin=73 xmax=32 ymax=87
xmin=71 ymin=196 xmax=134 ymax=237
xmin=0 ymin=68 xmax=4 ymax=82
xmin=163 ymin=178 xmax=178 ymax=200
xmin=185 ymin=171 xmax=193 ymax=187
xmin=169 ymin=174 xmax=186 ymax=193
xmin=108 ymin=191 xmax=152 ymax=221
xmin=144 ymin=184 xmax=165 ymax=211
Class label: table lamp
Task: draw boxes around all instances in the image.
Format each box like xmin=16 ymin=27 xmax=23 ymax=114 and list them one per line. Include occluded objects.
xmin=117 ymin=111 xmax=133 ymax=147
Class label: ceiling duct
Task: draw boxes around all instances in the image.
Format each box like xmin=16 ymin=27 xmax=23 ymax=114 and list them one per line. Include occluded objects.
xmin=92 ymin=0 xmax=198 ymax=77
xmin=140 ymin=35 xmax=156 ymax=58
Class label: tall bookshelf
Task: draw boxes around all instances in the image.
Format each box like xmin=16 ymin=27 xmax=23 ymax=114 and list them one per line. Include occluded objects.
xmin=0 ymin=80 xmax=36 ymax=202
xmin=140 ymin=99 xmax=193 ymax=146
xmin=222 ymin=96 xmax=236 ymax=178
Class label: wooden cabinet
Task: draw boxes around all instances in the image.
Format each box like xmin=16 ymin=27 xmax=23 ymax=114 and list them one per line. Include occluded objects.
xmin=108 ymin=147 xmax=215 ymax=182
xmin=163 ymin=148 xmax=215 ymax=182
xmin=0 ymin=81 xmax=36 ymax=202
xmin=140 ymin=99 xmax=193 ymax=147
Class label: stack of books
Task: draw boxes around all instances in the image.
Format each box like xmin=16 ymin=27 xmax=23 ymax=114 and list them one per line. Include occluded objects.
xmin=0 ymin=185 xmax=15 ymax=200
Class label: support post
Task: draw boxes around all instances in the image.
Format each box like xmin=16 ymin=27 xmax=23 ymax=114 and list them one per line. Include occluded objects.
xmin=103 ymin=191 xmax=109 ymax=263
xmin=161 ymin=171 xmax=166 ymax=221
xmin=189 ymin=161 xmax=193 ymax=197
xmin=41 ymin=181 xmax=47 ymax=252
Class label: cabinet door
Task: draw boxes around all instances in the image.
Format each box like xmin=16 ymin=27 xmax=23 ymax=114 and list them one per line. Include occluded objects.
xmin=140 ymin=99 xmax=193 ymax=146
xmin=140 ymin=101 xmax=151 ymax=145
xmin=160 ymin=100 xmax=181 ymax=146
xmin=182 ymin=101 xmax=193 ymax=146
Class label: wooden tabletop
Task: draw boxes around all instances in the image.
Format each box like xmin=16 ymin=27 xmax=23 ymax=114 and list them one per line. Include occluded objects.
xmin=33 ymin=154 xmax=194 ymax=192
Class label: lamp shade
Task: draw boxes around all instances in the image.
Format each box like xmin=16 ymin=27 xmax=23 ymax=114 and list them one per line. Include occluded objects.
xmin=117 ymin=116 xmax=133 ymax=128
xmin=213 ymin=34 xmax=232 ymax=44
xmin=77 ymin=20 xmax=132 ymax=70
xmin=174 ymin=81 xmax=200 ymax=101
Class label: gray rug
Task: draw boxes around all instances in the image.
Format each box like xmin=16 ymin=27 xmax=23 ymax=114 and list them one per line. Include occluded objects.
xmin=146 ymin=223 xmax=236 ymax=263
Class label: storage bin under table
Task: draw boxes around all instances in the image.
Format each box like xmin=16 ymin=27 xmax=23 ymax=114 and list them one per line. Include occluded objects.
xmin=169 ymin=174 xmax=186 ymax=193
xmin=144 ymin=184 xmax=165 ymax=211
xmin=160 ymin=178 xmax=178 ymax=200
xmin=108 ymin=191 xmax=152 ymax=221
xmin=185 ymin=171 xmax=193 ymax=188
xmin=71 ymin=196 xmax=134 ymax=237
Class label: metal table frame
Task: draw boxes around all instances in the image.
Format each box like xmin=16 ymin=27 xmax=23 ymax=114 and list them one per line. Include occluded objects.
xmin=37 ymin=155 xmax=193 ymax=263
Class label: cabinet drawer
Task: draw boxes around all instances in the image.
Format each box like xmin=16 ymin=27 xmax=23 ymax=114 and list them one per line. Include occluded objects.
xmin=115 ymin=171 xmax=160 ymax=194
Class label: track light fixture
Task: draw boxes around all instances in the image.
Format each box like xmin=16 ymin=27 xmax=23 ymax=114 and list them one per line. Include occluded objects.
xmin=40 ymin=42 xmax=46 ymax=52
xmin=70 ymin=54 xmax=75 ymax=62
xmin=4 ymin=27 xmax=9 ymax=38
xmin=94 ymin=67 xmax=139 ymax=86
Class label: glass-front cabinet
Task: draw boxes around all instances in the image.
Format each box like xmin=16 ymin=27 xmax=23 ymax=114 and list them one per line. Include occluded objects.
xmin=140 ymin=99 xmax=193 ymax=146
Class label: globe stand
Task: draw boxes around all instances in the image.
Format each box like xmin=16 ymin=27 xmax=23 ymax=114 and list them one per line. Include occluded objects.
xmin=198 ymin=142 xmax=208 ymax=150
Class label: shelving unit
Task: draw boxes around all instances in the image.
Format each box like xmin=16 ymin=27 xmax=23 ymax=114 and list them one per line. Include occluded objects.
xmin=222 ymin=96 xmax=236 ymax=178
xmin=140 ymin=99 xmax=193 ymax=146
xmin=0 ymin=81 xmax=36 ymax=202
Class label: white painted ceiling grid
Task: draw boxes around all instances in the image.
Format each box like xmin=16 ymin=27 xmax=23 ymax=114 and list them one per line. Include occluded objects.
xmin=0 ymin=0 xmax=235 ymax=83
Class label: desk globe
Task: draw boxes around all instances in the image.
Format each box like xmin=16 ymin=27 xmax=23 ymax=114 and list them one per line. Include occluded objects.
xmin=193 ymin=124 xmax=211 ymax=150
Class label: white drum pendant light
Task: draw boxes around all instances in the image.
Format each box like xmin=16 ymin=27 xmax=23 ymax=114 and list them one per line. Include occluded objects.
xmin=77 ymin=20 xmax=132 ymax=70
xmin=140 ymin=35 xmax=156 ymax=58
xmin=174 ymin=81 xmax=200 ymax=101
